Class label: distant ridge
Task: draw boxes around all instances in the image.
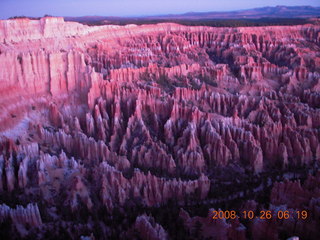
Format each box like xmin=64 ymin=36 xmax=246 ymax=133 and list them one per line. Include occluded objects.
xmin=153 ymin=5 xmax=320 ymax=19
xmin=65 ymin=5 xmax=320 ymax=22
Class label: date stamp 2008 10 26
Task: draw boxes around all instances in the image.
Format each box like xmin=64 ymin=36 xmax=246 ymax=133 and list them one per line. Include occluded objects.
xmin=212 ymin=210 xmax=308 ymax=220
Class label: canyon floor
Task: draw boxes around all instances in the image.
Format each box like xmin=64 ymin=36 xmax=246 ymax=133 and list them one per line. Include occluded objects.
xmin=0 ymin=17 xmax=320 ymax=240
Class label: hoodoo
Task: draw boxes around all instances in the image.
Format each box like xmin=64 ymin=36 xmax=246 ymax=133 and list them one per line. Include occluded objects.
xmin=0 ymin=16 xmax=319 ymax=239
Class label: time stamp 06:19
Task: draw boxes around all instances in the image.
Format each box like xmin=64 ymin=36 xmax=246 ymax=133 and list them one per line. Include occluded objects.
xmin=212 ymin=210 xmax=308 ymax=220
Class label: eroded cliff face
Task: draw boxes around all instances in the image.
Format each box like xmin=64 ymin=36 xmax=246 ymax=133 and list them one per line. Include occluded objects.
xmin=0 ymin=17 xmax=319 ymax=239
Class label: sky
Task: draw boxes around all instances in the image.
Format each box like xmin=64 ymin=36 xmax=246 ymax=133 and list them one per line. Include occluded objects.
xmin=1 ymin=0 xmax=319 ymax=19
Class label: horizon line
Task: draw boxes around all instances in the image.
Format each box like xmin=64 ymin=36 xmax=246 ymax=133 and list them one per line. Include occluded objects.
xmin=2 ymin=4 xmax=320 ymax=20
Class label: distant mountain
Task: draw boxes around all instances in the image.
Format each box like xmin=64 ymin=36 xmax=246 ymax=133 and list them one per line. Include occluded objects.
xmin=65 ymin=5 xmax=320 ymax=23
xmin=151 ymin=5 xmax=320 ymax=19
